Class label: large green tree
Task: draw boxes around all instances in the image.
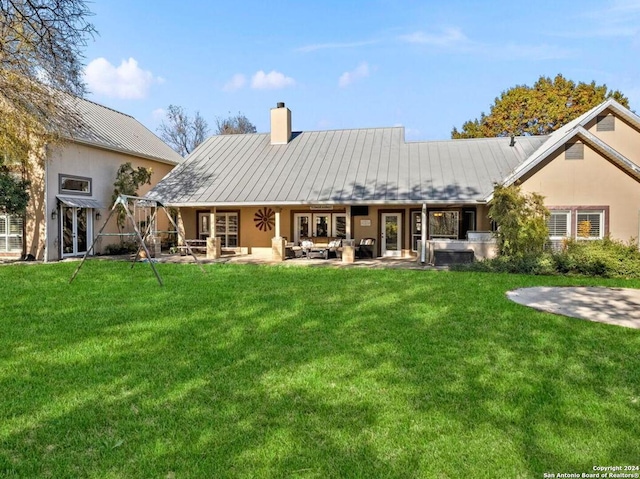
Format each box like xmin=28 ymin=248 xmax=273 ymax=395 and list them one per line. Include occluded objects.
xmin=452 ymin=74 xmax=629 ymax=139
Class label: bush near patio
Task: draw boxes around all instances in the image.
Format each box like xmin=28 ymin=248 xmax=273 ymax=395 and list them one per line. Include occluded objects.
xmin=458 ymin=237 xmax=640 ymax=278
xmin=0 ymin=262 xmax=638 ymax=478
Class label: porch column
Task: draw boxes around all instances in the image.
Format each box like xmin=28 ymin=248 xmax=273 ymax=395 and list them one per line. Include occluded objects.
xmin=345 ymin=205 xmax=352 ymax=240
xmin=420 ymin=203 xmax=427 ymax=263
xmin=274 ymin=208 xmax=281 ymax=238
xmin=272 ymin=207 xmax=286 ymax=261
xmin=207 ymin=207 xmax=221 ymax=259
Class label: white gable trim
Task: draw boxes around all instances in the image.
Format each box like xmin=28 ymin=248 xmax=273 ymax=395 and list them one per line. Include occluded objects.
xmin=484 ymin=100 xmax=640 ymax=201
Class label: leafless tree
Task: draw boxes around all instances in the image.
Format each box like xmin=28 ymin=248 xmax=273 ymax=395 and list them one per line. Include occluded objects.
xmin=157 ymin=105 xmax=210 ymax=157
xmin=0 ymin=0 xmax=97 ymax=158
xmin=215 ymin=113 xmax=257 ymax=135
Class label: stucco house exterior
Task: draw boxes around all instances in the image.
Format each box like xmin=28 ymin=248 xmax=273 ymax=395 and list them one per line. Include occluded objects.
xmin=0 ymin=97 xmax=182 ymax=261
xmin=147 ymin=99 xmax=640 ymax=261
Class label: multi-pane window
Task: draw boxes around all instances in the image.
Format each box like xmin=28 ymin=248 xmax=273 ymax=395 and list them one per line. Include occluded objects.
xmin=411 ymin=211 xmax=422 ymax=251
xmin=429 ymin=211 xmax=459 ymax=239
xmin=332 ymin=214 xmax=347 ymax=238
xmin=576 ymin=211 xmax=603 ymax=239
xmin=0 ymin=214 xmax=23 ymax=252
xmin=215 ymin=212 xmax=238 ymax=248
xmin=547 ymin=208 xmax=605 ymax=241
xmin=548 ymin=211 xmax=570 ymax=239
xmin=59 ymin=174 xmax=91 ymax=195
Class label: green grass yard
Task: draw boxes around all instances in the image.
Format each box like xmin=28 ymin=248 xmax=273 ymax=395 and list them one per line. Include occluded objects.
xmin=0 ymin=261 xmax=639 ymax=478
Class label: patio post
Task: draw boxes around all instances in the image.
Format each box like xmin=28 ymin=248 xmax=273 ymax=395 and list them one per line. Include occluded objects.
xmin=420 ymin=203 xmax=427 ymax=263
xmin=274 ymin=207 xmax=281 ymax=238
xmin=272 ymin=207 xmax=286 ymax=261
xmin=345 ymin=205 xmax=352 ymax=239
xmin=207 ymin=207 xmax=221 ymax=259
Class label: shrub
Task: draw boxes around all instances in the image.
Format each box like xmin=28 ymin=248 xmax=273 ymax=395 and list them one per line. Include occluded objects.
xmin=454 ymin=253 xmax=556 ymax=275
xmin=104 ymin=241 xmax=137 ymax=255
xmin=553 ymin=237 xmax=640 ymax=278
xmin=489 ymin=184 xmax=549 ymax=257
xmin=457 ymin=237 xmax=640 ymax=278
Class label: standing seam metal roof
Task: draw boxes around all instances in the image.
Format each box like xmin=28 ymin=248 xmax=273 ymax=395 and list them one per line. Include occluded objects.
xmin=64 ymin=96 xmax=183 ymax=165
xmin=147 ymin=127 xmax=548 ymax=205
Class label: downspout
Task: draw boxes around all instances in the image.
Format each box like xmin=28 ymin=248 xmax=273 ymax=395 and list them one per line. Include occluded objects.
xmin=420 ymin=203 xmax=427 ymax=263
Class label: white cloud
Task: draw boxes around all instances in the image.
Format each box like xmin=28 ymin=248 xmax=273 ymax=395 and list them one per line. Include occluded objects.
xmin=223 ymin=73 xmax=247 ymax=92
xmin=84 ymin=57 xmax=159 ymax=99
xmin=399 ymin=27 xmax=469 ymax=47
xmin=338 ymin=62 xmax=370 ymax=88
xmin=251 ymin=70 xmax=296 ymax=90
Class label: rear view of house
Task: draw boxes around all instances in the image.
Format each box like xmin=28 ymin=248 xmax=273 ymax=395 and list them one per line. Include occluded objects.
xmin=147 ymin=100 xmax=640 ymax=260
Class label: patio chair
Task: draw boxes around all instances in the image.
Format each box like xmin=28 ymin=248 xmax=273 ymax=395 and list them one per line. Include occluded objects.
xmin=356 ymin=238 xmax=376 ymax=259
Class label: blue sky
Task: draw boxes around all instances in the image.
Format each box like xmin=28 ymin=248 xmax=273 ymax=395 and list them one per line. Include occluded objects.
xmin=82 ymin=0 xmax=640 ymax=142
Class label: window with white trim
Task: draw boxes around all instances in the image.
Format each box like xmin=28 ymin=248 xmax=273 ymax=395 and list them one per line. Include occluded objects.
xmin=59 ymin=174 xmax=91 ymax=195
xmin=0 ymin=214 xmax=23 ymax=252
xmin=429 ymin=211 xmax=459 ymax=239
xmin=215 ymin=212 xmax=238 ymax=248
xmin=548 ymin=211 xmax=570 ymax=239
xmin=576 ymin=210 xmax=604 ymax=239
xmin=411 ymin=211 xmax=422 ymax=251
xmin=332 ymin=213 xmax=347 ymax=238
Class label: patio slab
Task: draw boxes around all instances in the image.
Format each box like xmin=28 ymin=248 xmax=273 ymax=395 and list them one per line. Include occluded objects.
xmin=507 ymin=286 xmax=640 ymax=329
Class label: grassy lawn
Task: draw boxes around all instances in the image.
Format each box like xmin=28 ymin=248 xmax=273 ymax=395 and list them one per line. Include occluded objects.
xmin=0 ymin=261 xmax=639 ymax=478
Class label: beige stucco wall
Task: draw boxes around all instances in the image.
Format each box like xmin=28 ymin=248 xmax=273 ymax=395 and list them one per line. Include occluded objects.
xmin=519 ymin=142 xmax=640 ymax=242
xmin=39 ymin=142 xmax=176 ymax=261
xmin=586 ymin=108 xmax=640 ymax=163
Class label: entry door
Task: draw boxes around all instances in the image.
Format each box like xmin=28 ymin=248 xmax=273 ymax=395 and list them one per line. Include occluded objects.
xmin=61 ymin=206 xmax=91 ymax=257
xmin=197 ymin=211 xmax=210 ymax=240
xmin=313 ymin=214 xmax=330 ymax=238
xmin=381 ymin=213 xmax=402 ymax=257
xmin=294 ymin=213 xmax=311 ymax=243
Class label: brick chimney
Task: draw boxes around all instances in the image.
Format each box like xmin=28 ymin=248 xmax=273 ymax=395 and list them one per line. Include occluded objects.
xmin=270 ymin=102 xmax=291 ymax=145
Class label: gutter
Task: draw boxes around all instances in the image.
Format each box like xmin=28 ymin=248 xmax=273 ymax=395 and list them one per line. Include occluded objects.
xmin=157 ymin=199 xmax=490 ymax=208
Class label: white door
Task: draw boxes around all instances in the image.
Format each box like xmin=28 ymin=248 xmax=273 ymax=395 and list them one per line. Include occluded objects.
xmin=293 ymin=213 xmax=311 ymax=244
xmin=61 ymin=206 xmax=92 ymax=257
xmin=312 ymin=214 xmax=330 ymax=239
xmin=381 ymin=213 xmax=402 ymax=257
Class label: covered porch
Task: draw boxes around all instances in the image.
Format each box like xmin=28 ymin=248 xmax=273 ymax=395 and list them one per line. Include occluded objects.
xmin=174 ymin=202 xmax=497 ymax=264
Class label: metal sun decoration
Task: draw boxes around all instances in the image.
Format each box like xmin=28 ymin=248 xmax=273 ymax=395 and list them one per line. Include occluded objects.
xmin=254 ymin=207 xmax=275 ymax=231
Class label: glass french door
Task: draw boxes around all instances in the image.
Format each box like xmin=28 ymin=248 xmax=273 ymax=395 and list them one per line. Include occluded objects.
xmin=381 ymin=213 xmax=402 ymax=257
xmin=61 ymin=206 xmax=91 ymax=257
xmin=294 ymin=212 xmax=348 ymax=244
xmin=294 ymin=213 xmax=311 ymax=243
xmin=197 ymin=211 xmax=210 ymax=240
xmin=313 ymin=214 xmax=329 ymax=238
